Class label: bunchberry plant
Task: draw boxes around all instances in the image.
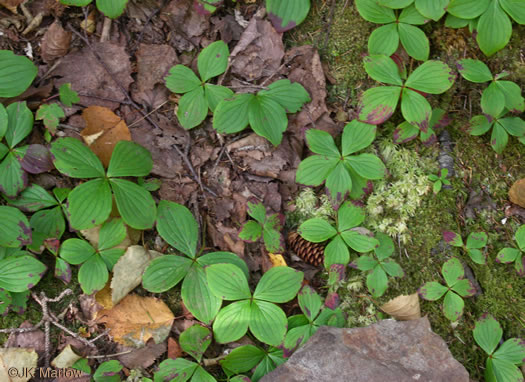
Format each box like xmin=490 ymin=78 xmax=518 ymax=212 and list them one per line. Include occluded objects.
xmin=394 ymin=108 xmax=450 ymax=145
xmin=298 ymin=202 xmax=379 ymax=267
xmin=0 ymin=50 xmax=37 ymax=98
xmin=266 ymin=0 xmax=311 ymax=32
xmin=93 ymin=360 xmax=123 ymax=382
xmin=59 ymin=0 xmax=128 ymax=19
xmin=296 ymin=122 xmax=385 ymax=200
xmin=445 ymin=0 xmax=525 ymax=56
xmin=142 ymin=201 xmax=249 ymax=324
xmin=155 ymin=325 xmax=216 ymax=382
xmin=60 ymin=218 xmax=127 ymax=294
xmin=206 ymin=264 xmax=304 ymax=346
xmin=443 ymin=230 xmax=488 ymax=265
xmin=50 ymin=138 xmax=157 ymax=230
xmin=356 ymin=1 xmax=429 ymax=61
xmin=221 ymin=344 xmax=285 ymax=382
xmin=414 ymin=0 xmax=449 ymax=21
xmin=473 ymin=314 xmax=525 ymax=382
xmin=496 ymin=224 xmax=525 ymax=276
xmin=238 ymin=200 xmax=284 ymax=253
xmin=213 ymin=79 xmax=310 ymax=146
xmin=0 ymin=204 xmax=32 ymax=248
xmin=418 ymin=257 xmax=476 ymax=321
xmin=361 ymin=55 xmax=455 ymax=130
xmin=428 ymin=168 xmax=451 ymax=194
xmin=351 ymin=232 xmax=404 ymax=297
xmin=165 ymin=41 xmax=232 ymax=129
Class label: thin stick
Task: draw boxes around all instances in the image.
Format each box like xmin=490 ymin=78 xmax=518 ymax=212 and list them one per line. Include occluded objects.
xmin=87 ymin=350 xmax=133 ymax=359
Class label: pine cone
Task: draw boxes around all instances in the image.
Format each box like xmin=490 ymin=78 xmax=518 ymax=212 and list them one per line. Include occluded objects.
xmin=287 ymin=232 xmax=324 ymax=266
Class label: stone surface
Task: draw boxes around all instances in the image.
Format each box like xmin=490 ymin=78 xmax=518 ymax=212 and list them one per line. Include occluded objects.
xmin=262 ymin=318 xmax=469 ymax=382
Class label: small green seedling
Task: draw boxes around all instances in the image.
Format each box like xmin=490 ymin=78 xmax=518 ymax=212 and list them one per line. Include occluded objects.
xmin=194 ymin=0 xmax=222 ymax=14
xmin=37 ymin=83 xmax=79 ymax=141
xmin=0 ymin=50 xmax=37 ymax=98
xmin=142 ymin=201 xmax=249 ymax=324
xmin=59 ymin=0 xmax=128 ymax=19
xmin=59 ymin=83 xmax=80 ymax=107
xmin=296 ymin=122 xmax=385 ymax=201
xmin=221 ymin=345 xmax=285 ymax=382
xmin=50 ymin=138 xmax=157 ymax=230
xmin=473 ymin=314 xmax=525 ymax=382
xmin=93 ymin=360 xmax=123 ymax=382
xmin=206 ymin=264 xmax=304 ymax=347
xmin=496 ymin=224 xmax=525 ymax=276
xmin=165 ymin=41 xmax=232 ymax=130
xmin=351 ymin=232 xmax=404 ymax=297
xmin=443 ymin=230 xmax=488 ymax=265
xmin=155 ymin=325 xmax=216 ymax=382
xmin=266 ymin=0 xmax=311 ymax=32
xmin=238 ymin=200 xmax=284 ymax=253
xmin=59 ymin=218 xmax=127 ymax=294
xmin=428 ymin=169 xmax=451 ymax=194
xmin=418 ymin=257 xmax=476 ymax=321
xmin=298 ymin=202 xmax=379 ymax=267
xmin=356 ymin=1 xmax=430 ymax=61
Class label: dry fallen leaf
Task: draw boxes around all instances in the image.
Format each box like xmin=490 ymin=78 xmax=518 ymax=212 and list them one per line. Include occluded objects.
xmin=51 ymin=345 xmax=82 ymax=369
xmin=269 ymin=253 xmax=287 ymax=267
xmin=41 ymin=21 xmax=71 ymax=62
xmin=0 ymin=0 xmax=23 ymax=13
xmin=0 ymin=348 xmax=38 ymax=382
xmin=509 ymin=178 xmax=525 ymax=208
xmin=117 ymin=341 xmax=167 ymax=369
xmin=80 ymin=10 xmax=96 ymax=34
xmin=80 ymin=218 xmax=140 ymax=250
xmin=96 ymin=294 xmax=174 ymax=348
xmin=80 ymin=106 xmax=131 ymax=167
xmin=167 ymin=337 xmax=183 ymax=359
xmin=95 ymin=277 xmax=114 ymax=310
xmin=380 ymin=293 xmax=421 ymax=321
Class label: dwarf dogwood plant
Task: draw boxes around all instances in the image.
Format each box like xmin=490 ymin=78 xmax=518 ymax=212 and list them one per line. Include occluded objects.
xmin=221 ymin=345 xmax=285 ymax=382
xmin=418 ymin=257 xmax=476 ymax=321
xmin=428 ymin=168 xmax=451 ymax=194
xmin=0 ymin=50 xmax=37 ymax=98
xmin=298 ymin=202 xmax=379 ymax=267
xmin=266 ymin=0 xmax=311 ymax=32
xmin=496 ymin=224 xmax=525 ymax=276
xmin=238 ymin=200 xmax=284 ymax=253
xmin=394 ymin=108 xmax=450 ymax=145
xmin=443 ymin=230 xmax=488 ymax=265
xmin=296 ymin=122 xmax=385 ymax=200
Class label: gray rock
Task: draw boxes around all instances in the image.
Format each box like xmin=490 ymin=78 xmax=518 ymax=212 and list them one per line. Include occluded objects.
xmin=262 ymin=317 xmax=469 ymax=382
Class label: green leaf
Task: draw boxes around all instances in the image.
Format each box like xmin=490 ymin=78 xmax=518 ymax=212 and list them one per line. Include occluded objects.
xmin=447 ymin=0 xmax=490 ymax=19
xmin=59 ymin=83 xmax=80 ymax=107
xmin=154 ymin=358 xmax=197 ymax=382
xmin=156 ymin=201 xmax=198 ymax=257
xmin=0 ymin=50 xmax=38 ymax=98
xmin=490 ymin=358 xmax=524 ymax=382
xmin=258 ymin=79 xmax=311 ymax=113
xmin=213 ymin=300 xmax=251 ymax=344
xmin=95 ymin=0 xmax=128 ymax=19
xmin=59 ymin=0 xmax=93 ymax=6
xmin=213 ymin=94 xmax=254 ymax=134
xmin=60 ymin=239 xmax=96 ymax=265
xmin=0 ymin=104 xmax=7 ymax=140
xmin=298 ymin=218 xmax=337 ymax=242
xmin=50 ymin=137 xmax=105 ymax=178
xmin=493 ymin=338 xmax=525 ymax=365
xmin=253 ymin=266 xmax=303 ymax=303
xmin=107 ymin=141 xmax=152 ymax=178
xmin=490 ymin=122 xmax=508 ymax=154
xmin=457 ymin=59 xmax=492 ymax=83
xmin=382 ymin=258 xmax=404 ymax=277
xmin=221 ymin=345 xmax=265 ymax=374
xmin=481 ymin=82 xmax=506 ymax=118
xmin=0 ymin=289 xmax=12 ymax=315
xmin=204 ymin=84 xmax=233 ymax=112
xmin=110 ymin=179 xmax=156 ymax=230
xmin=400 ymin=88 xmax=432 ymax=130
xmin=367 ymin=266 xmax=388 ymax=297
xmin=283 ymin=324 xmax=313 ymax=355
xmin=468 ymin=115 xmax=492 ymax=136
xmin=142 ymin=255 xmax=192 ymax=292
xmin=378 ymin=0 xmax=414 ymax=8
xmin=393 ymin=121 xmax=419 ymax=144
xmin=68 ymin=178 xmax=112 ymax=230
xmin=206 ymin=263 xmax=251 ymax=300
xmin=477 ymin=1 xmax=512 ymax=56
xmin=341 ymin=120 xmax=376 ymax=156
xmin=358 ymin=86 xmax=401 ymax=125
xmin=248 ymin=96 xmax=287 ymax=146
xmin=443 ymin=290 xmax=464 ymax=321
xmin=6 ymin=184 xmax=57 ymax=212
xmin=325 ymin=161 xmax=353 ymax=201
xmin=354 ymin=255 xmax=378 ymax=271
xmin=442 ymin=257 xmax=464 ymax=287
xmin=474 ymin=314 xmax=502 ymax=355
xmin=0 ymin=255 xmax=46 ymax=292
xmin=263 ymin=215 xmax=284 ymax=253
xmin=363 ymin=55 xmax=403 ymax=86
xmin=340 ymin=230 xmax=378 ymax=252
xmin=374 ymin=232 xmax=394 ymax=260
xmin=495 ymin=81 xmax=525 ymax=113
xmin=179 ymin=325 xmax=212 ymax=363
xmin=30 ymin=206 xmax=66 ymax=241
xmin=266 ymin=0 xmax=311 ymax=32
xmin=198 ymin=252 xmax=249 ymax=280
xmin=165 ymin=65 xmax=201 ymax=94
xmin=500 ymin=0 xmax=525 ymax=24
xmin=467 ymin=248 xmax=486 ymax=265
xmin=516 ymin=225 xmax=525 ymax=251
xmin=177 ymin=86 xmax=208 ymax=130
xmin=496 ymin=247 xmax=520 ymax=263
xmin=296 ymin=155 xmax=338 ymax=186
xmin=245 ymin=201 xmax=266 ymax=225
xmin=298 ymin=285 xmax=322 ymax=321
xmin=398 ymin=23 xmax=429 ymax=61
xmin=239 ymin=221 xmax=262 ymax=242
xmin=36 ymin=103 xmax=64 ymax=134
xmin=5 ymin=102 xmax=33 ymax=149
xmin=415 ymin=0 xmax=449 ymax=21
xmin=397 ymin=3 xmax=427 ymax=24
xmin=418 ymin=281 xmax=447 ymax=300
xmin=249 ymin=300 xmax=287 ymax=346
xmin=338 ymin=202 xmax=366 ymax=231
xmin=78 ymin=254 xmax=108 ymax=294
xmin=0 ymin=206 xmax=31 ymax=248
xmin=99 ymin=248 xmax=124 ymax=270
xmin=93 ymin=360 xmax=122 ymax=382
xmin=182 ymin=265 xmax=222 ymax=324
xmin=451 ymin=278 xmax=476 ymax=297
xmin=98 ymin=218 xmax=126 ymax=251
xmin=499 ymin=118 xmax=525 ymax=137
xmin=198 ymin=40 xmax=229 ymax=82
xmin=305 ymin=129 xmax=340 ymax=157
xmin=324 ymin=235 xmax=350 ymax=267
xmin=345 ymin=153 xmax=385 ymax=180
xmin=406 ymin=61 xmax=455 ymax=94
xmin=445 ymin=14 xmax=470 ymax=27
xmin=0 ymin=153 xmax=27 ymax=198
xmin=355 ymin=0 xmax=396 ymax=23
xmin=466 ymin=232 xmax=487 ymax=249
xmin=433 ymin=180 xmax=442 ymax=194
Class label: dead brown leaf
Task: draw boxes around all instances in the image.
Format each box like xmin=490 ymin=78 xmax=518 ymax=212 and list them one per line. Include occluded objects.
xmin=96 ymin=294 xmax=174 ymax=347
xmin=6 ymin=322 xmax=45 ymax=361
xmin=41 ymin=21 xmax=71 ymax=62
xmin=161 ymin=0 xmax=210 ymax=51
xmin=167 ymin=337 xmax=183 ymax=359
xmin=80 ymin=106 xmax=131 ymax=167
xmin=509 ymin=178 xmax=525 ymax=208
xmin=117 ymin=341 xmax=167 ymax=369
xmin=0 ymin=0 xmax=23 ymax=13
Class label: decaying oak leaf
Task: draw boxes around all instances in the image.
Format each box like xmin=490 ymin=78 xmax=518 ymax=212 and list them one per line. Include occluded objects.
xmin=0 ymin=0 xmax=23 ymax=13
xmin=41 ymin=21 xmax=71 ymax=62
xmin=509 ymin=178 xmax=525 ymax=209
xmin=0 ymin=348 xmax=38 ymax=382
xmin=81 ymin=106 xmax=131 ymax=167
xmin=51 ymin=345 xmax=82 ymax=369
xmin=269 ymin=253 xmax=287 ymax=267
xmin=96 ymin=294 xmax=174 ymax=348
xmin=380 ymin=293 xmax=421 ymax=321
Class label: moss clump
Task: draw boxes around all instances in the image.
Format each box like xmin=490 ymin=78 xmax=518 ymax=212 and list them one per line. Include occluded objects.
xmin=286 ymin=188 xmax=335 ymax=229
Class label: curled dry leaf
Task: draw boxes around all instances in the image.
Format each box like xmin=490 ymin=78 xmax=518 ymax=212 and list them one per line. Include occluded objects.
xmin=0 ymin=0 xmax=23 ymax=13
xmin=80 ymin=106 xmax=131 ymax=167
xmin=0 ymin=348 xmax=38 ymax=382
xmin=268 ymin=253 xmax=287 ymax=267
xmin=509 ymin=178 xmax=525 ymax=209
xmin=380 ymin=293 xmax=421 ymax=321
xmin=41 ymin=21 xmax=71 ymax=63
xmin=51 ymin=345 xmax=82 ymax=369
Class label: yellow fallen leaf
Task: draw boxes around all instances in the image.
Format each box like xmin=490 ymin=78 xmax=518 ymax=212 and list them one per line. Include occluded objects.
xmin=269 ymin=253 xmax=287 ymax=267
xmin=0 ymin=348 xmax=38 ymax=382
xmin=380 ymin=293 xmax=421 ymax=321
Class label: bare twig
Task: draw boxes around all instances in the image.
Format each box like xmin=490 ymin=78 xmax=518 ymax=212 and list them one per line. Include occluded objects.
xmin=100 ymin=17 xmax=112 ymax=42
xmin=87 ymin=350 xmax=133 ymax=359
xmin=202 ymin=354 xmax=227 ymax=367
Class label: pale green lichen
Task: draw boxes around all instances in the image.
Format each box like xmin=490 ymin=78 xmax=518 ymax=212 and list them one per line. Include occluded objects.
xmin=287 ymin=188 xmax=335 ymax=228
xmin=338 ymin=275 xmax=378 ymax=327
